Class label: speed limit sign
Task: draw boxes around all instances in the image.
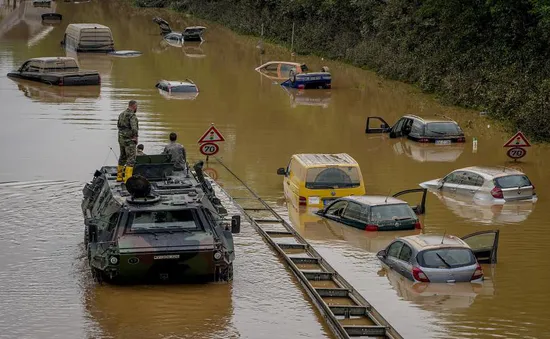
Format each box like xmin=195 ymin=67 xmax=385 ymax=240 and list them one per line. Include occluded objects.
xmin=199 ymin=142 xmax=219 ymax=156
xmin=506 ymin=147 xmax=526 ymax=160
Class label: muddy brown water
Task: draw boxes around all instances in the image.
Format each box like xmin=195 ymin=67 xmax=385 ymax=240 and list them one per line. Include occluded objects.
xmin=1 ymin=0 xmax=550 ymax=338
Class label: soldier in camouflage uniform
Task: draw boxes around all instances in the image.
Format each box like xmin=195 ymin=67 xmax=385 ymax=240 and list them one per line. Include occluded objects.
xmin=116 ymin=100 xmax=139 ymax=182
xmin=162 ymin=132 xmax=187 ymax=171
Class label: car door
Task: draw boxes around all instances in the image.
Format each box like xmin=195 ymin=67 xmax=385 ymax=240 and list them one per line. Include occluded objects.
xmin=456 ymin=171 xmax=484 ymax=197
xmin=365 ymin=116 xmax=391 ymax=133
xmin=389 ymin=118 xmax=409 ymax=138
xmin=440 ymin=171 xmax=465 ymax=196
xmin=392 ymin=188 xmax=428 ymax=214
xmin=340 ymin=201 xmax=368 ymax=229
xmin=319 ymin=200 xmax=349 ymax=223
xmin=394 ymin=243 xmax=414 ymax=280
xmin=461 ymin=230 xmax=499 ymax=264
xmin=378 ymin=240 xmax=404 ymax=272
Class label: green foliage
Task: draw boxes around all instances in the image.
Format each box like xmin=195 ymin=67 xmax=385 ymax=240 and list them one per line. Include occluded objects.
xmin=136 ymin=0 xmax=550 ymax=141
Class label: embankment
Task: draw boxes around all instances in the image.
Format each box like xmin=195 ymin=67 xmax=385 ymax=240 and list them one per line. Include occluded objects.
xmin=137 ymin=0 xmax=550 ymax=141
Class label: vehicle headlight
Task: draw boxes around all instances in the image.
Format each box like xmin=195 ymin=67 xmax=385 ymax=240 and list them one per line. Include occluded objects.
xmin=109 ymin=256 xmax=119 ymax=265
xmin=213 ymin=251 xmax=222 ymax=260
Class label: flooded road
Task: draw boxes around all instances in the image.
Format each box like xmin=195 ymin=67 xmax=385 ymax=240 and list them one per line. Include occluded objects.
xmin=1 ymin=0 xmax=550 ymax=338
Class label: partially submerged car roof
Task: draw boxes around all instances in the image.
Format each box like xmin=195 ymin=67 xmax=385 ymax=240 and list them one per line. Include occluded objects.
xmin=403 ymin=114 xmax=459 ymax=124
xmin=292 ymin=153 xmax=359 ymax=167
xmin=346 ymin=195 xmax=406 ymax=206
xmin=455 ymin=166 xmax=524 ymax=179
xmin=403 ymin=234 xmax=469 ymax=251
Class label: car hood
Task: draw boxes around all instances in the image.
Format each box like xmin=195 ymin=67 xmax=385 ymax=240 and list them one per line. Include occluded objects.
xmin=117 ymin=232 xmax=215 ymax=253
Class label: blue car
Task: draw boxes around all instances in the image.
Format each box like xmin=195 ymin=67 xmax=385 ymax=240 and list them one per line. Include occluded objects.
xmin=281 ymin=72 xmax=332 ymax=89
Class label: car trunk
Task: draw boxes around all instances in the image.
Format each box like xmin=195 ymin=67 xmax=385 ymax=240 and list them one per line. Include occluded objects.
xmin=417 ymin=247 xmax=478 ymax=283
xmin=494 ymin=175 xmax=535 ymax=201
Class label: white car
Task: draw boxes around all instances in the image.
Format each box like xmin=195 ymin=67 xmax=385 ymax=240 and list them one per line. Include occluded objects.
xmin=419 ymin=166 xmax=537 ymax=204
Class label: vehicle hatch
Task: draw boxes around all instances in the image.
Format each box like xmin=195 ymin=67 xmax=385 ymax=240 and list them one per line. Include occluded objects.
xmin=370 ymin=203 xmax=417 ymax=227
xmin=424 ymin=122 xmax=463 ymax=138
xmin=417 ymin=247 xmax=478 ymax=282
xmin=305 ymin=167 xmax=361 ymax=189
xmin=493 ymin=175 xmax=535 ymax=201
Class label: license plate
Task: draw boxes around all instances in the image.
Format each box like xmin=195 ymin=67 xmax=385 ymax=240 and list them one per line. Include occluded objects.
xmin=154 ymin=254 xmax=180 ymax=260
xmin=308 ymin=197 xmax=320 ymax=205
xmin=435 ymin=140 xmax=451 ymax=145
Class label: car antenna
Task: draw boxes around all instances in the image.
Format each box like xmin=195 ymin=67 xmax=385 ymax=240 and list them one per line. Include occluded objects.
xmin=441 ymin=229 xmax=446 ymax=244
xmin=385 ymin=189 xmax=391 ymax=203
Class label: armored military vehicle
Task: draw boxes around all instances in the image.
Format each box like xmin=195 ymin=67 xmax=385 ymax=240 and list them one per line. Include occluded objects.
xmin=81 ymin=154 xmax=240 ymax=284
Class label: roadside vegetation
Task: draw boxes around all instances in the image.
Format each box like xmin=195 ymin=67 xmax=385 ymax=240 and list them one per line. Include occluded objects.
xmin=136 ymin=0 xmax=550 ymax=141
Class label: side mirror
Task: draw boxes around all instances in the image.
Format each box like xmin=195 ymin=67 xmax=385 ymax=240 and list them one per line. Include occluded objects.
xmin=276 ymin=167 xmax=286 ymax=176
xmin=376 ymin=249 xmax=387 ymax=259
xmin=231 ymin=215 xmax=241 ymax=234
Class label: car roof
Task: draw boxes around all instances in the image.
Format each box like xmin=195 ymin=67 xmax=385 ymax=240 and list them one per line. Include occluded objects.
xmin=67 ymin=23 xmax=110 ymax=30
xmin=159 ymin=80 xmax=196 ymax=86
xmin=403 ymin=114 xmax=458 ymax=124
xmin=293 ymin=153 xmax=358 ymax=167
xmin=29 ymin=57 xmax=76 ymax=62
xmin=401 ymin=234 xmax=469 ymax=251
xmin=185 ymin=26 xmax=206 ymax=30
xmin=345 ymin=195 xmax=406 ymax=206
xmin=455 ymin=166 xmax=524 ymax=179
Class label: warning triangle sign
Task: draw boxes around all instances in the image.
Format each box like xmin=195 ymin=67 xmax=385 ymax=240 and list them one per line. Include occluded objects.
xmin=198 ymin=125 xmax=225 ymax=143
xmin=503 ymin=131 xmax=531 ymax=147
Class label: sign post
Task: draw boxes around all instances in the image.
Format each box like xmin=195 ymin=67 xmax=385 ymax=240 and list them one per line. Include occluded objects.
xmin=503 ymin=131 xmax=531 ymax=162
xmin=198 ymin=123 xmax=225 ymax=163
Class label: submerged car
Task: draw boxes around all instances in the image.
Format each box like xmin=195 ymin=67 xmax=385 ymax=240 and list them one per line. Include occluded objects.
xmin=419 ymin=166 xmax=537 ymax=204
xmin=255 ymin=61 xmax=309 ymax=80
xmin=155 ymin=79 xmax=199 ymax=100
xmin=153 ymin=17 xmax=206 ymax=42
xmin=7 ymin=57 xmax=100 ymax=86
xmin=41 ymin=13 xmax=62 ymax=24
xmin=315 ymin=188 xmax=427 ymax=231
xmin=81 ymin=156 xmax=240 ymax=284
xmin=377 ymin=230 xmax=499 ymax=283
xmin=366 ymin=114 xmax=466 ymax=144
xmin=281 ymin=70 xmax=331 ymax=89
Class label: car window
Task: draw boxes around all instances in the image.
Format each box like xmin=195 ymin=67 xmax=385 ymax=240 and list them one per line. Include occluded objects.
xmin=342 ymin=202 xmax=367 ymax=222
xmin=418 ymin=248 xmax=476 ymax=268
xmin=461 ymin=172 xmax=484 ymax=186
xmin=402 ymin=119 xmax=414 ymax=135
xmin=280 ymin=64 xmax=296 ymax=74
xmin=370 ymin=204 xmax=416 ymax=222
xmin=387 ymin=241 xmax=404 ymax=258
xmin=393 ymin=118 xmax=406 ymax=132
xmin=494 ymin=175 xmax=532 ymax=188
xmin=300 ymin=64 xmax=309 ymax=72
xmin=443 ymin=171 xmax=465 ymax=184
xmin=264 ymin=63 xmax=278 ymax=71
xmin=398 ymin=244 xmax=412 ymax=262
xmin=410 ymin=120 xmax=424 ymax=135
xmin=305 ymin=167 xmax=361 ymax=189
xmin=325 ymin=200 xmax=348 ymax=216
xmin=424 ymin=122 xmax=463 ymax=137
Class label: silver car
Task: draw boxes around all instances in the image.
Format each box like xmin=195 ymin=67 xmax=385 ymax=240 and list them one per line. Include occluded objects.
xmin=419 ymin=166 xmax=537 ymax=203
xmin=376 ymin=230 xmax=499 ymax=283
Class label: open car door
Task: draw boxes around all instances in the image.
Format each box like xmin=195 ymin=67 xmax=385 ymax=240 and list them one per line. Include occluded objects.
xmin=365 ymin=116 xmax=391 ymax=134
xmin=461 ymin=230 xmax=499 ymax=264
xmin=392 ymin=188 xmax=427 ymax=214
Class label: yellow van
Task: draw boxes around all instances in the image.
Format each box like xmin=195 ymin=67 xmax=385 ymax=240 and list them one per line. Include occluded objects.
xmin=277 ymin=153 xmax=366 ymax=208
xmin=62 ymin=23 xmax=114 ymax=53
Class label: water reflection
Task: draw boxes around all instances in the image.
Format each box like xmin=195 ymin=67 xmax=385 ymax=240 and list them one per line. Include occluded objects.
xmin=85 ymin=284 xmax=236 ymax=339
xmin=428 ymin=190 xmax=536 ymax=224
xmin=380 ymin=267 xmax=495 ymax=310
xmin=0 ymin=0 xmax=55 ymax=41
xmin=281 ymin=87 xmax=331 ymax=108
xmin=65 ymin=50 xmax=113 ymax=77
xmin=12 ymin=78 xmax=100 ymax=103
xmin=392 ymin=139 xmax=466 ymax=163
xmin=183 ymin=42 xmax=206 ymax=58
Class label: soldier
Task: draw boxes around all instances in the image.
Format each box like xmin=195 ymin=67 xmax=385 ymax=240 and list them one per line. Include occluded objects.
xmin=116 ymin=100 xmax=139 ymax=182
xmin=162 ymin=132 xmax=187 ymax=171
xmin=137 ymin=144 xmax=145 ymax=156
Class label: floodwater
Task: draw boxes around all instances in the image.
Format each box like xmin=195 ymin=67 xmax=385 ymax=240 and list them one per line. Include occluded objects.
xmin=1 ymin=0 xmax=549 ymax=338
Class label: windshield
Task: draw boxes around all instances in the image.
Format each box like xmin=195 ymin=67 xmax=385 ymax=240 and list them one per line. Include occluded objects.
xmin=305 ymin=167 xmax=361 ymax=189
xmin=128 ymin=209 xmax=202 ymax=232
xmin=424 ymin=122 xmax=463 ymax=136
xmin=494 ymin=175 xmax=532 ymax=188
xmin=370 ymin=204 xmax=416 ymax=222
xmin=418 ymin=248 xmax=476 ymax=269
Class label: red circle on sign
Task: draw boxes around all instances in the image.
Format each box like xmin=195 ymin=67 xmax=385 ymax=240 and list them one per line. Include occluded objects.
xmin=199 ymin=142 xmax=219 ymax=156
xmin=506 ymin=147 xmax=526 ymax=159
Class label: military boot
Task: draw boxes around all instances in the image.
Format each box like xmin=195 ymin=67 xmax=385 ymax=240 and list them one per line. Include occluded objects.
xmin=116 ymin=165 xmax=124 ymax=182
xmin=124 ymin=166 xmax=133 ymax=183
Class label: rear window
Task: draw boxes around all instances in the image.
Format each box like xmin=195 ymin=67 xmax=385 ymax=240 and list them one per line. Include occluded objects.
xmin=305 ymin=167 xmax=361 ymax=189
xmin=424 ymin=122 xmax=463 ymax=137
xmin=370 ymin=204 xmax=416 ymax=222
xmin=494 ymin=175 xmax=532 ymax=188
xmin=171 ymin=85 xmax=196 ymax=93
xmin=128 ymin=210 xmax=202 ymax=231
xmin=418 ymin=248 xmax=476 ymax=269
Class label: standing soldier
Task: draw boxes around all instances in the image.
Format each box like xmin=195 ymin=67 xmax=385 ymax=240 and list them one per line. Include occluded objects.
xmin=116 ymin=100 xmax=139 ymax=182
